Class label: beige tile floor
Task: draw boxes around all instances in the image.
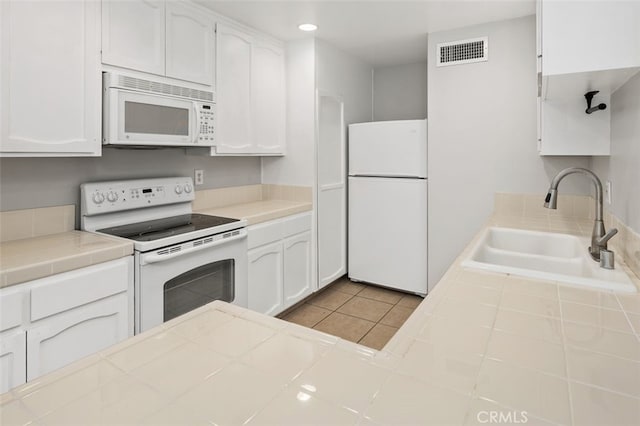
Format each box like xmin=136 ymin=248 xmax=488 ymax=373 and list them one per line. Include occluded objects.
xmin=278 ymin=276 xmax=423 ymax=349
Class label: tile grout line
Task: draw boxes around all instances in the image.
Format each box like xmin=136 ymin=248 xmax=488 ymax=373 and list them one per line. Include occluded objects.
xmin=557 ymin=281 xmax=576 ymax=426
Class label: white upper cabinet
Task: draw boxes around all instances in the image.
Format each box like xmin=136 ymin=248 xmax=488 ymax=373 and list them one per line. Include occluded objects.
xmin=101 ymin=0 xmax=165 ymax=76
xmin=213 ymin=23 xmax=286 ymax=156
xmin=102 ymin=0 xmax=214 ymax=87
xmin=539 ymin=0 xmax=640 ymax=100
xmin=251 ymin=40 xmax=286 ymax=154
xmin=216 ymin=24 xmax=253 ymax=153
xmin=536 ymin=0 xmax=640 ymax=156
xmin=541 ymin=0 xmax=640 ymax=77
xmin=0 ymin=0 xmax=101 ymax=156
xmin=166 ymin=1 xmax=214 ymax=86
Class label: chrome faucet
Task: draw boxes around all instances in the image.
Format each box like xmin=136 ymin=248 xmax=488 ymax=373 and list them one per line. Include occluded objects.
xmin=543 ymin=167 xmax=618 ymax=262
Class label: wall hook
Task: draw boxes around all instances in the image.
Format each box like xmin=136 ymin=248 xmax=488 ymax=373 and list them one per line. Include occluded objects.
xmin=584 ymin=91 xmax=607 ymax=114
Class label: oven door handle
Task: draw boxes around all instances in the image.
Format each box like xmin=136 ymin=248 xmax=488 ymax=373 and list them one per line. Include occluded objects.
xmin=140 ymin=230 xmax=247 ymax=265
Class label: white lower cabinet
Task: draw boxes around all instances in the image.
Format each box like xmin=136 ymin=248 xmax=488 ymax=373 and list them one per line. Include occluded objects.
xmin=283 ymin=232 xmax=313 ymax=307
xmin=0 ymin=257 xmax=133 ymax=392
xmin=247 ymin=213 xmax=313 ymax=316
xmin=27 ymin=293 xmax=129 ymax=381
xmin=248 ymin=242 xmax=284 ymax=316
xmin=0 ymin=330 xmax=26 ymax=393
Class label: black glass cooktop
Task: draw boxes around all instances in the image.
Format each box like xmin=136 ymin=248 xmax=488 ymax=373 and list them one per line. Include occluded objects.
xmin=97 ymin=214 xmax=239 ymax=242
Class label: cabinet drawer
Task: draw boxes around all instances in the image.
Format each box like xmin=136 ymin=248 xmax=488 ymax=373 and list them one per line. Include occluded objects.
xmin=30 ymin=257 xmax=131 ymax=321
xmin=281 ymin=213 xmax=312 ymax=238
xmin=247 ymin=213 xmax=312 ymax=249
xmin=0 ymin=289 xmax=25 ymax=332
xmin=248 ymin=221 xmax=283 ymax=250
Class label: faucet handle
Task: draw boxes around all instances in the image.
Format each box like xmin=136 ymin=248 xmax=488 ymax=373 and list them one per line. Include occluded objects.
xmin=597 ymin=228 xmax=618 ymax=246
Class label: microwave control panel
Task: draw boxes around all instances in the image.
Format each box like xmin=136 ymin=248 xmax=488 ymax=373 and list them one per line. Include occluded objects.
xmin=197 ymin=103 xmax=215 ymax=144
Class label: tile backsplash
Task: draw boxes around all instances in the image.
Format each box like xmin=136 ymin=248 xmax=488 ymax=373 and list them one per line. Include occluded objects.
xmin=193 ymin=184 xmax=312 ymax=211
xmin=495 ymin=193 xmax=640 ymax=280
xmin=0 ymin=205 xmax=75 ymax=243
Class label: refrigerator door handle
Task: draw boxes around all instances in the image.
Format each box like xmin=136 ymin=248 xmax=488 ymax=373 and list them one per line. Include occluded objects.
xmin=349 ymin=174 xmax=427 ymax=179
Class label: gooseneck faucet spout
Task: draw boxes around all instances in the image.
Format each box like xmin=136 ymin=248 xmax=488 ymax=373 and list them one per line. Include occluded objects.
xmin=543 ymin=167 xmax=616 ymax=262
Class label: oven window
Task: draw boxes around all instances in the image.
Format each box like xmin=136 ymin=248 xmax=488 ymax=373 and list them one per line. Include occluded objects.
xmin=124 ymin=101 xmax=189 ymax=136
xmin=163 ymin=259 xmax=234 ymax=322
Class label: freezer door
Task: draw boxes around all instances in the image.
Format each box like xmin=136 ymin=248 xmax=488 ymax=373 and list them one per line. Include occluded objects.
xmin=348 ymin=176 xmax=427 ymax=294
xmin=348 ymin=119 xmax=427 ymax=177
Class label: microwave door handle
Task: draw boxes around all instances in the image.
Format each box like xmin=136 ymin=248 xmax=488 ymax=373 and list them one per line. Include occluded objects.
xmin=192 ymin=102 xmax=201 ymax=143
xmin=140 ymin=230 xmax=247 ymax=265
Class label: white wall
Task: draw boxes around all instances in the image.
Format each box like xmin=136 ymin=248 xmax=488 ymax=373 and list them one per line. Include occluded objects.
xmin=427 ymin=15 xmax=591 ymax=287
xmin=262 ymin=38 xmax=316 ymax=186
xmin=591 ymin=72 xmax=640 ymax=233
xmin=373 ymin=62 xmax=427 ymax=121
xmin=315 ymin=39 xmax=373 ymax=127
xmin=262 ymin=38 xmax=373 ymax=186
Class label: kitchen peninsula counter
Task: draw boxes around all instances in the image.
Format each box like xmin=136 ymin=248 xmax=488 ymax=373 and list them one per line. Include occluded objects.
xmin=2 ymin=215 xmax=639 ymax=425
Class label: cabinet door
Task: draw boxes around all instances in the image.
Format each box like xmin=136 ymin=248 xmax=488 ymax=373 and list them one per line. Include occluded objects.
xmin=283 ymin=231 xmax=312 ymax=308
xmin=0 ymin=330 xmax=26 ymax=393
xmin=251 ymin=39 xmax=286 ymax=154
xmin=101 ymin=0 xmax=165 ymax=76
xmin=166 ymin=2 xmax=214 ymax=86
xmin=0 ymin=0 xmax=100 ymax=155
xmin=215 ymin=24 xmax=253 ymax=154
xmin=541 ymin=0 xmax=640 ymax=76
xmin=27 ymin=293 xmax=129 ymax=381
xmin=248 ymin=242 xmax=284 ymax=316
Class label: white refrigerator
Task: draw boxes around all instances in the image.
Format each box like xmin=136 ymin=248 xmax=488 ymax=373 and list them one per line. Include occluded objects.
xmin=348 ymin=119 xmax=428 ymax=295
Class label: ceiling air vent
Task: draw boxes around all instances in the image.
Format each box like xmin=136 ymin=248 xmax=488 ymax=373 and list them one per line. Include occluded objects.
xmin=436 ymin=37 xmax=488 ymax=67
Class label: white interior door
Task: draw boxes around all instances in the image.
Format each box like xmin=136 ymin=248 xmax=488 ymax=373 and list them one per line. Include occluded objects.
xmin=317 ymin=92 xmax=346 ymax=289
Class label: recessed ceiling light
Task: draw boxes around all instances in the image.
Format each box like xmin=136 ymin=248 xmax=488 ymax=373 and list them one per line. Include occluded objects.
xmin=298 ymin=23 xmax=318 ymax=32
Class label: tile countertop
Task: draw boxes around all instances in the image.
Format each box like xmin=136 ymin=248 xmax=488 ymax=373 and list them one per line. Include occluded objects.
xmin=2 ymin=217 xmax=640 ymax=425
xmin=197 ymin=199 xmax=312 ymax=226
xmin=0 ymin=231 xmax=133 ymax=289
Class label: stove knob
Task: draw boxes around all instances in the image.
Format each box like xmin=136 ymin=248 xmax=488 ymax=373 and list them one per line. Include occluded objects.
xmin=92 ymin=192 xmax=105 ymax=204
xmin=107 ymin=192 xmax=118 ymax=202
xmin=175 ymin=185 xmax=183 ymax=194
xmin=184 ymin=183 xmax=192 ymax=193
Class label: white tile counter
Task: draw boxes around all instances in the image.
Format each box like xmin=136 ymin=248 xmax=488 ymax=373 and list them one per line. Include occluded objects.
xmin=2 ymin=216 xmax=639 ymax=425
xmin=198 ymin=199 xmax=312 ymax=226
xmin=193 ymin=184 xmax=312 ymax=225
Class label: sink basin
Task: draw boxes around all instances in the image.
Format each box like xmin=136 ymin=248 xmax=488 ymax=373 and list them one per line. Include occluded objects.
xmin=462 ymin=227 xmax=636 ymax=293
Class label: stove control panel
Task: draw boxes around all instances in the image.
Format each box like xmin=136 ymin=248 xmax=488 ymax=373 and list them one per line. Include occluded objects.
xmin=81 ymin=177 xmax=195 ymax=216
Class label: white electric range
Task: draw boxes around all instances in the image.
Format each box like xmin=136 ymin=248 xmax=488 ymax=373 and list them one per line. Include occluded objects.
xmin=80 ymin=177 xmax=247 ymax=334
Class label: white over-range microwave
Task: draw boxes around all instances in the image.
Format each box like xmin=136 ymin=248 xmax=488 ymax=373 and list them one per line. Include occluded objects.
xmin=103 ymin=72 xmax=216 ymax=147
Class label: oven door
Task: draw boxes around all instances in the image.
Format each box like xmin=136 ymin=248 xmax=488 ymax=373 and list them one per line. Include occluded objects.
xmin=106 ymin=88 xmax=202 ymax=147
xmin=135 ymin=230 xmax=248 ymax=333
